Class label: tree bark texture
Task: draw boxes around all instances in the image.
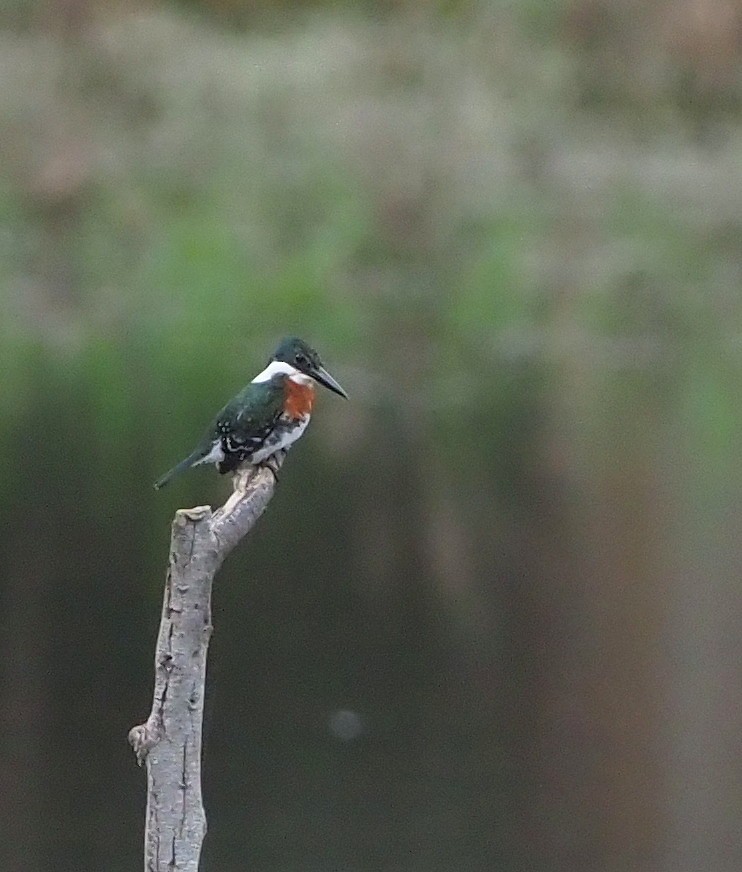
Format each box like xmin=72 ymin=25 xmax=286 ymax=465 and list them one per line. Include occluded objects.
xmin=129 ymin=462 xmax=282 ymax=872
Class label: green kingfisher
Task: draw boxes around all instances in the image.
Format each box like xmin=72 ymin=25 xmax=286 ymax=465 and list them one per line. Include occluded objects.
xmin=153 ymin=337 xmax=347 ymax=490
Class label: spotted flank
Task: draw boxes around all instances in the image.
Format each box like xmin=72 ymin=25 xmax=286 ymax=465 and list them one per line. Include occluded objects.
xmin=215 ymin=411 xmax=310 ymax=470
xmin=246 ymin=415 xmax=310 ymax=464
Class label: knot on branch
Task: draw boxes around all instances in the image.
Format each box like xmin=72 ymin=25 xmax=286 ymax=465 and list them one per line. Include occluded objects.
xmin=128 ymin=718 xmax=161 ymax=766
xmin=178 ymin=505 xmax=212 ymax=523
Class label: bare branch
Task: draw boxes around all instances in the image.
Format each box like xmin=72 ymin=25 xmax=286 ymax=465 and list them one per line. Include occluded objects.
xmin=129 ymin=459 xmax=283 ymax=872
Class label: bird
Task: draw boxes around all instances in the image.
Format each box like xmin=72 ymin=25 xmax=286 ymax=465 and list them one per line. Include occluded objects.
xmin=153 ymin=337 xmax=347 ymax=490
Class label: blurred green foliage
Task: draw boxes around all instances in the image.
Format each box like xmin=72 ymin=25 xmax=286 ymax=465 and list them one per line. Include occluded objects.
xmin=1 ymin=2 xmax=741 ymax=871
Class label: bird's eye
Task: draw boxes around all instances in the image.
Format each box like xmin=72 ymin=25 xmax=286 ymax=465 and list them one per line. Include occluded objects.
xmin=296 ymin=353 xmax=309 ymax=367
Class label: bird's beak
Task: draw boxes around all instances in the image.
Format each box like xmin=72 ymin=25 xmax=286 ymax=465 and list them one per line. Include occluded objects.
xmin=312 ymin=365 xmax=348 ymax=398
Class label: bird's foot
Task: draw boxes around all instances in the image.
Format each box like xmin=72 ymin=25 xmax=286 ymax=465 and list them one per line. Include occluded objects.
xmin=261 ymin=451 xmax=285 ymax=484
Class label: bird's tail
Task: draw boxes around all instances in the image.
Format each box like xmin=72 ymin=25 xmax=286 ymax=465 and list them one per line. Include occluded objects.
xmin=153 ymin=448 xmax=207 ymax=490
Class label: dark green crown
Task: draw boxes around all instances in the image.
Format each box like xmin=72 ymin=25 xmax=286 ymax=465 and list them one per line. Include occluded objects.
xmin=272 ymin=337 xmax=321 ymax=372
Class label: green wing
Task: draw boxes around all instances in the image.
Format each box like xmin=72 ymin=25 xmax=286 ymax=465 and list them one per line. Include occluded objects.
xmin=153 ymin=378 xmax=287 ymax=488
xmin=210 ymin=378 xmax=285 ymax=444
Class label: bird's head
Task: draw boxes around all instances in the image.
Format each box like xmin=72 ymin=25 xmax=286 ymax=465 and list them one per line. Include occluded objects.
xmin=272 ymin=337 xmax=348 ymax=398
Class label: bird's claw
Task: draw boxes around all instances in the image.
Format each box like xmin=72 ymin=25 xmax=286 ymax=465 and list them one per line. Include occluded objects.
xmin=261 ymin=451 xmax=285 ymax=484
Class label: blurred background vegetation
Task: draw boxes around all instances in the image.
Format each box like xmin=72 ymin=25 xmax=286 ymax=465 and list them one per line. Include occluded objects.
xmin=1 ymin=0 xmax=741 ymax=870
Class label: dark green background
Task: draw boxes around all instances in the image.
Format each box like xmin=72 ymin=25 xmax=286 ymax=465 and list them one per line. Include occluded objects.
xmin=1 ymin=1 xmax=741 ymax=870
